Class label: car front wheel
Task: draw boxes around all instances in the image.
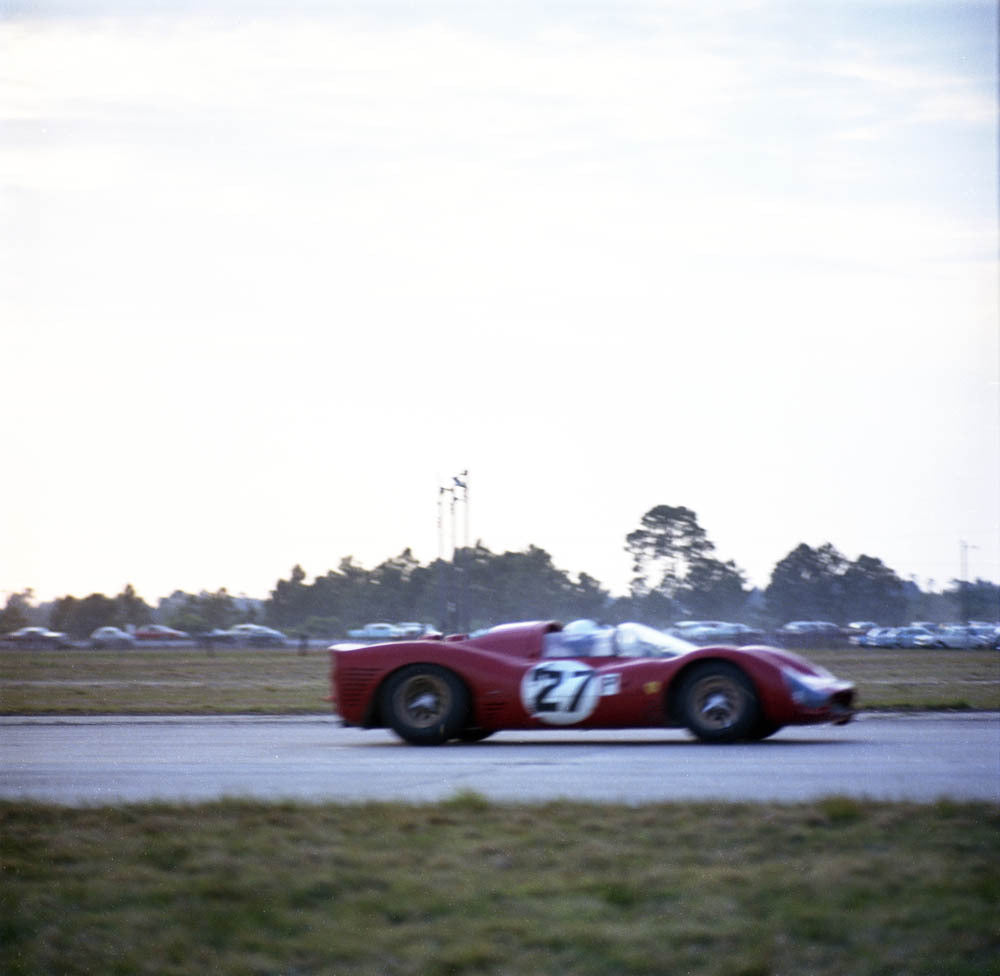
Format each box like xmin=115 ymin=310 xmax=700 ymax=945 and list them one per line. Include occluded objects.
xmin=679 ymin=662 xmax=761 ymax=743
xmin=746 ymin=718 xmax=782 ymax=741
xmin=457 ymin=727 xmax=494 ymax=743
xmin=381 ymin=665 xmax=469 ymax=745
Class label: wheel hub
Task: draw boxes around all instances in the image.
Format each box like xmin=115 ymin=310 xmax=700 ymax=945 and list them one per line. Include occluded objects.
xmin=409 ymin=692 xmax=438 ymax=714
xmin=397 ymin=676 xmax=451 ymax=728
xmin=694 ymin=678 xmax=742 ymax=730
xmin=701 ymin=692 xmax=732 ymax=719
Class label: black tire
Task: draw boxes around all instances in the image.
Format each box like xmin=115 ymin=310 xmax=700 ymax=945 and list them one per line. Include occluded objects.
xmin=457 ymin=728 xmax=494 ymax=743
xmin=679 ymin=661 xmax=761 ymax=743
xmin=381 ymin=664 xmax=469 ymax=745
xmin=746 ymin=718 xmax=782 ymax=742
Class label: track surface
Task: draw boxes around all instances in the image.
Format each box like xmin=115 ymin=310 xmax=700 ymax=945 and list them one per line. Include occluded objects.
xmin=2 ymin=713 xmax=997 ymax=805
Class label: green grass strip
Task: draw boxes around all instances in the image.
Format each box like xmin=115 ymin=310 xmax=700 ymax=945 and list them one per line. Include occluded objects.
xmin=2 ymin=797 xmax=998 ymax=975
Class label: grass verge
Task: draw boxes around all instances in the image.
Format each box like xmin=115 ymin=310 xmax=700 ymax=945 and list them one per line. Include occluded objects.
xmin=0 ymin=648 xmax=329 ymax=714
xmin=2 ymin=797 xmax=997 ymax=976
xmin=1 ymin=646 xmax=997 ymax=714
xmin=808 ymin=647 xmax=1000 ymax=710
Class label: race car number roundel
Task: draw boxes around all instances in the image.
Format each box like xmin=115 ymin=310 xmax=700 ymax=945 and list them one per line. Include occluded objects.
xmin=520 ymin=660 xmax=601 ymax=725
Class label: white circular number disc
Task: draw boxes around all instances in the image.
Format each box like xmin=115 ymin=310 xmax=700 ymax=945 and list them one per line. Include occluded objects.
xmin=520 ymin=661 xmax=600 ymax=726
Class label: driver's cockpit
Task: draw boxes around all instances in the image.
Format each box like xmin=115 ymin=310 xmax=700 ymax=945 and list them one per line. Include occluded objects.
xmin=542 ymin=620 xmax=691 ymax=659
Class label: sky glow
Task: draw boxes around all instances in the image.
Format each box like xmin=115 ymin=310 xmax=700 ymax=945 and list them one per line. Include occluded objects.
xmin=2 ymin=0 xmax=998 ymax=606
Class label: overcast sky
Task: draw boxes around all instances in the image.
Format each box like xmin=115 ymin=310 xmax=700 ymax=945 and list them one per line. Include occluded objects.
xmin=2 ymin=0 xmax=998 ymax=608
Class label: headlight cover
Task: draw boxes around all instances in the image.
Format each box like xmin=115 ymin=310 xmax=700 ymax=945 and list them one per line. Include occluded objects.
xmin=782 ymin=667 xmax=835 ymax=708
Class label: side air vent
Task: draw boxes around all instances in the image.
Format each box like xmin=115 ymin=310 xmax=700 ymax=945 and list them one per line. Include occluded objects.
xmin=478 ymin=699 xmax=508 ymax=721
xmin=339 ymin=668 xmax=382 ymax=709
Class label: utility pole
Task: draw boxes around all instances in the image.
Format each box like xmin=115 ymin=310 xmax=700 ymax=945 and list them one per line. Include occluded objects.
xmin=449 ymin=483 xmax=459 ymax=632
xmin=959 ymin=540 xmax=979 ymax=625
xmin=436 ymin=473 xmax=469 ymax=633
xmin=437 ymin=485 xmax=453 ymax=631
xmin=453 ymin=471 xmax=469 ymax=632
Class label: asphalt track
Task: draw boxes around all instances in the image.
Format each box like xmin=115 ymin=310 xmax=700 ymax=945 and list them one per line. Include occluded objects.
xmin=1 ymin=713 xmax=997 ymax=805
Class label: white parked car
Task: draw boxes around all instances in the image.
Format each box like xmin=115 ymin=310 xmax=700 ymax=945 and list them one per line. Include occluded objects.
xmin=396 ymin=622 xmax=436 ymax=638
xmin=0 ymin=627 xmax=73 ymax=648
xmin=846 ymin=622 xmax=878 ymax=643
xmin=347 ymin=623 xmax=403 ymax=640
xmin=895 ymin=626 xmax=939 ymax=648
xmin=90 ymin=626 xmax=135 ymax=649
xmin=859 ymin=627 xmax=899 ymax=648
xmin=670 ymin=621 xmax=765 ymax=645
xmin=967 ymin=623 xmax=999 ymax=648
xmin=5 ymin=626 xmax=72 ymax=649
xmin=930 ymin=625 xmax=987 ymax=649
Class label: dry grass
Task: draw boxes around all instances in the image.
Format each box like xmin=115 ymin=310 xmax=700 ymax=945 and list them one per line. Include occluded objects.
xmin=0 ymin=647 xmax=329 ymax=714
xmin=0 ymin=645 xmax=997 ymax=714
xmin=806 ymin=647 xmax=1000 ymax=710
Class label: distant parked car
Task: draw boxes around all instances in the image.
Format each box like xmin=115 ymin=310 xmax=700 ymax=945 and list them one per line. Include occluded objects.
xmin=199 ymin=628 xmax=240 ymax=646
xmin=929 ymin=625 xmax=988 ymax=649
xmin=859 ymin=627 xmax=899 ymax=648
xmin=671 ymin=621 xmax=719 ymax=642
xmin=90 ymin=626 xmax=136 ymax=649
xmin=396 ymin=622 xmax=437 ymax=639
xmin=894 ymin=626 xmax=939 ymax=648
xmin=4 ymin=626 xmax=72 ymax=649
xmin=348 ymin=623 xmax=403 ymax=640
xmin=134 ymin=624 xmax=190 ymax=641
xmin=670 ymin=621 xmax=766 ymax=646
xmin=723 ymin=623 xmax=767 ymax=645
xmin=776 ymin=621 xmax=844 ymax=647
xmin=967 ymin=623 xmax=999 ymax=648
xmin=779 ymin=620 xmax=841 ymax=635
xmin=846 ymin=622 xmax=878 ymax=643
xmin=226 ymin=624 xmax=289 ymax=647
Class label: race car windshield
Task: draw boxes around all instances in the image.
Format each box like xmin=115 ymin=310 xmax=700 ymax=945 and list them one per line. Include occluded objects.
xmin=543 ymin=622 xmax=692 ymax=659
xmin=612 ymin=622 xmax=692 ymax=658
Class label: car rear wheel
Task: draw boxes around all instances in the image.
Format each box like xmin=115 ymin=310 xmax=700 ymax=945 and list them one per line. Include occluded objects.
xmin=381 ymin=665 xmax=468 ymax=745
xmin=679 ymin=662 xmax=760 ymax=743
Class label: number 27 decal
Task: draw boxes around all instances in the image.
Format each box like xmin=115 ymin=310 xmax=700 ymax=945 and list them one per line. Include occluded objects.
xmin=520 ymin=660 xmax=614 ymax=725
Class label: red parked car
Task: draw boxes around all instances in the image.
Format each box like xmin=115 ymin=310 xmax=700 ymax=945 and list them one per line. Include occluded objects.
xmin=328 ymin=620 xmax=856 ymax=745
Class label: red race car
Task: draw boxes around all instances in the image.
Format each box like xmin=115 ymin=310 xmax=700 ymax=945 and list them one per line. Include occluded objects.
xmin=328 ymin=620 xmax=855 ymax=745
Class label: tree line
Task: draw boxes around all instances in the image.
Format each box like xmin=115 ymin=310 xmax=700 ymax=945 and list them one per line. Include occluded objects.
xmin=2 ymin=505 xmax=997 ymax=637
